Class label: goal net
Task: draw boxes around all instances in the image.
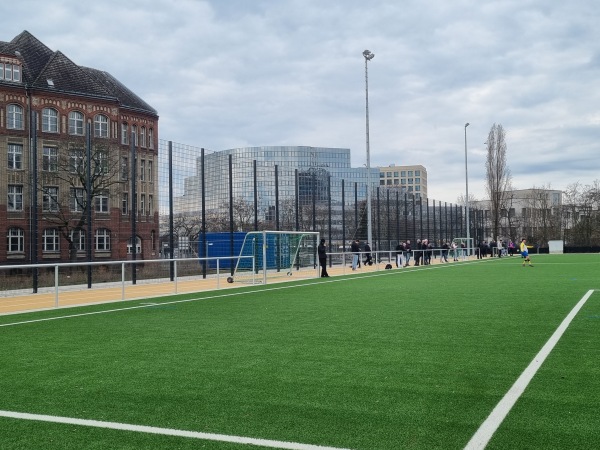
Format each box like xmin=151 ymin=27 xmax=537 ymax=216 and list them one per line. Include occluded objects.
xmin=230 ymin=231 xmax=320 ymax=284
xmin=452 ymin=237 xmax=474 ymax=258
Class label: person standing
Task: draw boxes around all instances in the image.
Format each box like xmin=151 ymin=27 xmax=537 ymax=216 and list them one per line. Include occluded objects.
xmin=404 ymin=240 xmax=412 ymax=267
xmin=414 ymin=239 xmax=422 ymax=266
xmin=451 ymin=241 xmax=459 ymax=261
xmin=508 ymin=240 xmax=515 ymax=256
xmin=426 ymin=240 xmax=433 ymax=265
xmin=477 ymin=241 xmax=485 ymax=259
xmin=364 ymin=242 xmax=373 ymax=266
xmin=441 ymin=241 xmax=449 ymax=263
xmin=520 ymin=238 xmax=534 ymax=267
xmin=318 ymin=238 xmax=329 ymax=277
xmin=395 ymin=242 xmax=404 ymax=268
xmin=423 ymin=239 xmax=431 ymax=265
xmin=351 ymin=239 xmax=360 ymax=270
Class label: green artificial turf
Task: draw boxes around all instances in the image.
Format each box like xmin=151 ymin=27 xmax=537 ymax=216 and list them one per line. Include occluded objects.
xmin=0 ymin=254 xmax=598 ymax=449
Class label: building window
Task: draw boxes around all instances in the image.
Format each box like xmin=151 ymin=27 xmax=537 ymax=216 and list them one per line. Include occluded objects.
xmin=140 ymin=127 xmax=146 ymax=147
xmin=386 ymin=179 xmax=392 ymax=185
xmin=415 ymin=178 xmax=420 ymax=184
xmin=94 ymin=151 xmax=109 ymax=175
xmin=148 ymin=161 xmax=153 ymax=183
xmin=7 ymin=104 xmax=24 ymax=129
xmin=121 ymin=192 xmax=128 ymax=215
xmin=148 ymin=195 xmax=153 ymax=215
xmin=68 ymin=111 xmax=84 ymax=135
xmin=140 ymin=160 xmax=145 ymax=181
xmin=8 ymin=185 xmax=24 ymax=211
xmin=70 ymin=187 xmax=85 ymax=212
xmin=379 ymin=172 xmax=385 ymax=178
xmin=42 ymin=186 xmax=59 ymax=212
xmin=7 ymin=227 xmax=25 ymax=253
xmin=1 ymin=63 xmax=21 ymax=82
xmin=43 ymin=228 xmax=60 ymax=252
xmin=131 ymin=125 xmax=137 ymax=146
xmin=69 ymin=229 xmax=86 ymax=251
xmin=43 ymin=147 xmax=59 ymax=172
xmin=127 ymin=236 xmax=141 ymax=254
xmin=121 ymin=123 xmax=128 ymax=144
xmin=401 ymin=171 xmax=406 ymax=177
xmin=121 ymin=156 xmax=129 ymax=181
xmin=8 ymin=144 xmax=23 ymax=170
xmin=394 ymin=172 xmax=399 ymax=177
xmin=408 ymin=171 xmax=413 ymax=176
xmin=401 ymin=179 xmax=406 ymax=185
xmin=94 ymin=114 xmax=109 ymax=138
xmin=42 ymin=108 xmax=59 ymax=133
xmin=148 ymin=128 xmax=154 ymax=149
xmin=94 ymin=192 xmax=109 ymax=213
xmin=408 ymin=178 xmax=413 ymax=184
xmin=140 ymin=194 xmax=145 ymax=215
xmin=95 ymin=228 xmax=111 ymax=251
xmin=69 ymin=149 xmax=84 ymax=174
xmin=394 ymin=179 xmax=399 ymax=185
xmin=415 ymin=170 xmax=421 ymax=176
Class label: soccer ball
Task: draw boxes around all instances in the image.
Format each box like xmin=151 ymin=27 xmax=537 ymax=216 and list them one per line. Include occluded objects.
xmin=226 ymin=276 xmax=234 ymax=283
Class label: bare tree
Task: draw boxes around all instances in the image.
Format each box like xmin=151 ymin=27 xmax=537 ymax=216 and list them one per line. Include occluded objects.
xmin=485 ymin=123 xmax=512 ymax=240
xmin=502 ymin=189 xmax=520 ymax=242
xmin=232 ymin=197 xmax=255 ymax=231
xmin=278 ymin=198 xmax=296 ymax=231
xmin=456 ymin=193 xmax=478 ymax=205
xmin=173 ymin=213 xmax=202 ymax=241
xmin=40 ymin=139 xmax=122 ymax=261
xmin=563 ymin=181 xmax=600 ymax=246
xmin=522 ymin=184 xmax=562 ymax=246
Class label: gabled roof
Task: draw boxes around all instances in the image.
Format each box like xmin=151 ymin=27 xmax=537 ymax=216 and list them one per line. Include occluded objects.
xmin=0 ymin=30 xmax=157 ymax=116
xmin=82 ymin=67 xmax=156 ymax=115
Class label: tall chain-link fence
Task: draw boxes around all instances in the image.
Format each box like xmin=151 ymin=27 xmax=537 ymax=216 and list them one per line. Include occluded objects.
xmin=157 ymin=140 xmax=468 ymax=259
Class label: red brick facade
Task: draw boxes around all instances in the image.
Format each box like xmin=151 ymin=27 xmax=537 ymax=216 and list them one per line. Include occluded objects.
xmin=1 ymin=32 xmax=159 ymax=265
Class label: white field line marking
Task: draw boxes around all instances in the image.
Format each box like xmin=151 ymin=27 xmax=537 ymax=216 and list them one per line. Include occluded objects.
xmin=0 ymin=410 xmax=351 ymax=450
xmin=464 ymin=289 xmax=596 ymax=450
xmin=0 ymin=259 xmax=480 ymax=328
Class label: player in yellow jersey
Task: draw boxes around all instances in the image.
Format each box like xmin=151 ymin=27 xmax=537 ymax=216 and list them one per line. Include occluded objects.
xmin=520 ymin=238 xmax=533 ymax=267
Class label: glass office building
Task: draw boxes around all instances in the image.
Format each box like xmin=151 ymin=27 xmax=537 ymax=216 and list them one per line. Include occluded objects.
xmin=178 ymin=146 xmax=379 ymax=216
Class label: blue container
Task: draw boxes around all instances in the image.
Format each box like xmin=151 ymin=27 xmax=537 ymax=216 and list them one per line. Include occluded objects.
xmin=198 ymin=232 xmax=247 ymax=269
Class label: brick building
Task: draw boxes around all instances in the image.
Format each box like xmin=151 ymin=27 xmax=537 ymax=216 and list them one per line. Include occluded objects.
xmin=0 ymin=31 xmax=159 ymax=264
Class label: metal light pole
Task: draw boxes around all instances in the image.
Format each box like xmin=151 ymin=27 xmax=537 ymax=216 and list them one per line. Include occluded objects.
xmin=363 ymin=49 xmax=375 ymax=248
xmin=464 ymin=122 xmax=470 ymax=254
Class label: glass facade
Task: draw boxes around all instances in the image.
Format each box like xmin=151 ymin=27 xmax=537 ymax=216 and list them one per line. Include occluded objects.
xmin=181 ymin=146 xmax=379 ymax=216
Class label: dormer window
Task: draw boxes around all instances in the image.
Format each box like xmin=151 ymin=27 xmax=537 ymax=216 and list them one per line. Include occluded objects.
xmin=0 ymin=62 xmax=21 ymax=82
xmin=47 ymin=78 xmax=55 ymax=88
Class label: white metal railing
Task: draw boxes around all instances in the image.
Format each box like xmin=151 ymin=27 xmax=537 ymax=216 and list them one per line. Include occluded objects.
xmin=0 ymin=256 xmax=253 ymax=305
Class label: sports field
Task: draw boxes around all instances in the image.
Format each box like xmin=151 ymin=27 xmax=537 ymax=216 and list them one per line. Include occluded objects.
xmin=1 ymin=253 xmax=598 ymax=449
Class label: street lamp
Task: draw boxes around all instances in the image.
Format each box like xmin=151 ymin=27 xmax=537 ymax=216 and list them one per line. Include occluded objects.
xmin=363 ymin=49 xmax=375 ymax=248
xmin=464 ymin=122 xmax=470 ymax=254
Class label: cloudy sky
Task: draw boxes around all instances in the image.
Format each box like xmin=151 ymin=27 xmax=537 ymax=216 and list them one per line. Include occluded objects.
xmin=3 ymin=0 xmax=599 ymax=202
